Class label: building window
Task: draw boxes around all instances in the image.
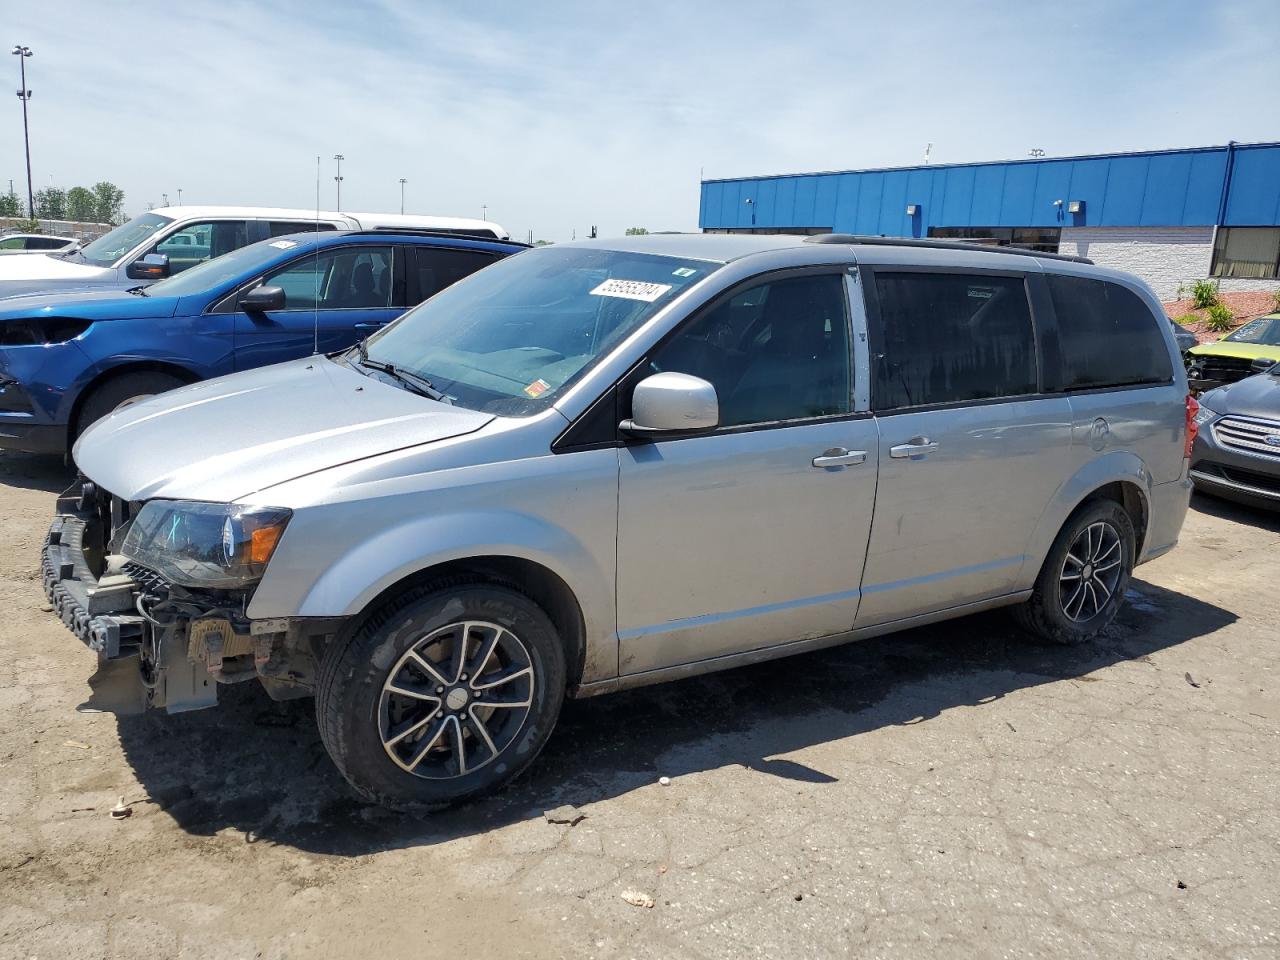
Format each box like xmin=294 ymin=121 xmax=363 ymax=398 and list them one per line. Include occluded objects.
xmin=928 ymin=226 xmax=1061 ymax=254
xmin=703 ymin=227 xmax=832 ymax=235
xmin=1211 ymin=227 xmax=1280 ymax=279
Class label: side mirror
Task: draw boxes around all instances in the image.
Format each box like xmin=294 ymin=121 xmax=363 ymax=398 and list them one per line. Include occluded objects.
xmin=239 ymin=285 xmax=286 ymax=313
xmin=620 ymin=372 xmax=719 ymax=438
xmin=1250 ymin=356 xmax=1276 ymax=374
xmin=126 ymin=253 xmax=170 ymax=281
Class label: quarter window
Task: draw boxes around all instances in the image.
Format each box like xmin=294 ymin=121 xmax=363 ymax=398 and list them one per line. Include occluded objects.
xmin=1047 ymin=274 xmax=1173 ymax=389
xmin=649 ymin=274 xmax=851 ymax=427
xmin=872 ymin=272 xmax=1037 ymax=409
xmin=260 ymin=246 xmax=395 ymax=310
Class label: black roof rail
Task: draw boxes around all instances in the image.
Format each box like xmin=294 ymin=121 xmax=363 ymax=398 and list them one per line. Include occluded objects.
xmin=340 ymin=227 xmax=530 ymax=246
xmin=804 ymin=233 xmax=1093 ymax=265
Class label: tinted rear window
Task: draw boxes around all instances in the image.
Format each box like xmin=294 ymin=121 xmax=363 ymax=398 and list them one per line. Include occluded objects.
xmin=873 ymin=272 xmax=1038 ymax=409
xmin=1048 ymin=275 xmax=1172 ymax=389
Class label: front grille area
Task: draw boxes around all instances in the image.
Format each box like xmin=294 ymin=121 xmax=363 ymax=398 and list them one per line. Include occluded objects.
xmin=1211 ymin=415 xmax=1280 ymax=458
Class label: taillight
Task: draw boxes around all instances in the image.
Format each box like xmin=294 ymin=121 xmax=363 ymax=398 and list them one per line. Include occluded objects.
xmin=1184 ymin=394 xmax=1200 ymax=458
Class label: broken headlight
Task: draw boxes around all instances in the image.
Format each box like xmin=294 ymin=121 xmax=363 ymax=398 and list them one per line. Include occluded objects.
xmin=120 ymin=500 xmax=291 ymax=589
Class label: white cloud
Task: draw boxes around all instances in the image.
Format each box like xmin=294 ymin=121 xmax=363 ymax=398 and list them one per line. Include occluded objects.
xmin=6 ymin=0 xmax=1279 ymax=240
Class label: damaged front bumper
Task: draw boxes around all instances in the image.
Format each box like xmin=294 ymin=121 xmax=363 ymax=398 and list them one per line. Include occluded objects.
xmin=43 ymin=485 xmax=328 ymax=715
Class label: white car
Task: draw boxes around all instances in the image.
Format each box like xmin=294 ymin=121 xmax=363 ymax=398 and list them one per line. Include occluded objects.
xmin=0 ymin=233 xmax=80 ymax=255
xmin=0 ymin=206 xmax=508 ymax=298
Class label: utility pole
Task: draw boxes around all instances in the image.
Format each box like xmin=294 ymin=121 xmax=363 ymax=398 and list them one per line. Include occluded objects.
xmin=12 ymin=45 xmax=34 ymax=219
xmin=333 ymin=154 xmax=344 ymax=210
xmin=399 ymin=178 xmax=406 ymax=214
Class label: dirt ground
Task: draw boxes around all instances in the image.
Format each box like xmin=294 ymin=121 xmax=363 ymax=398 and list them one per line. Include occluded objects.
xmin=1 ymin=451 xmax=1278 ymax=960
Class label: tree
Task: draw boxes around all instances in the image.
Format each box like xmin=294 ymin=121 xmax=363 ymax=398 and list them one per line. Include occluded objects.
xmin=91 ymin=181 xmax=126 ymax=225
xmin=625 ymin=227 xmax=649 ymax=235
xmin=35 ymin=187 xmax=66 ymax=220
xmin=66 ymin=186 xmax=97 ymax=222
xmin=0 ymin=191 xmax=21 ymax=218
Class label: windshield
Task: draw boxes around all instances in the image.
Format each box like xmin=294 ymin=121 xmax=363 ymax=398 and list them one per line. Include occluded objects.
xmin=363 ymin=246 xmax=717 ymax=415
xmin=1224 ymin=315 xmax=1280 ymax=346
xmin=144 ymin=235 xmax=313 ymax=298
xmin=75 ymin=213 xmax=173 ymax=268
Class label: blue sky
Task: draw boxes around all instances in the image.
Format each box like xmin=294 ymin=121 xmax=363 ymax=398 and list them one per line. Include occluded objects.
xmin=5 ymin=0 xmax=1279 ymax=240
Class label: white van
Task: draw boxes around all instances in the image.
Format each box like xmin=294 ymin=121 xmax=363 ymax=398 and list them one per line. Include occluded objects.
xmin=0 ymin=206 xmax=508 ymax=298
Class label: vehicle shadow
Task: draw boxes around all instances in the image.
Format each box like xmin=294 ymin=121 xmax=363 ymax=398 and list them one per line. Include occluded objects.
xmin=1190 ymin=490 xmax=1280 ymax=532
xmin=0 ymin=451 xmax=73 ymax=493
xmin=113 ymin=578 xmax=1235 ymax=855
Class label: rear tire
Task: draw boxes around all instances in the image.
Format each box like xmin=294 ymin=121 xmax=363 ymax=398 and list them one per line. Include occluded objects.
xmin=316 ymin=580 xmax=566 ymax=809
xmin=1013 ymin=499 xmax=1135 ymax=646
xmin=75 ymin=371 xmax=188 ymax=441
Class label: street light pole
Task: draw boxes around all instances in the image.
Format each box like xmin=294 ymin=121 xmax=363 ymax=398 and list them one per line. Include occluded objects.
xmin=177 ymin=187 xmax=183 ymax=206
xmin=399 ymin=178 xmax=406 ymax=215
xmin=12 ymin=45 xmax=34 ymax=220
xmin=333 ymin=154 xmax=344 ymax=210
xmin=481 ymin=203 xmax=487 ymax=221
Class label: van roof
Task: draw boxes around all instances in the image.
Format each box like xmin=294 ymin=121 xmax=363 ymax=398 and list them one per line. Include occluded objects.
xmin=572 ymin=232 xmax=1094 ymax=266
xmin=145 ymin=206 xmax=507 ymax=237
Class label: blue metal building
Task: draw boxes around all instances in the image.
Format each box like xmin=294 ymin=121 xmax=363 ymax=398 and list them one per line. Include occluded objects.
xmin=699 ymin=142 xmax=1280 ymax=298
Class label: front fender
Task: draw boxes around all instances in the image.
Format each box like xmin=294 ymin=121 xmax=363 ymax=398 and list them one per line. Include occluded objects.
xmin=248 ymin=507 xmax=617 ymax=681
xmin=1014 ymin=450 xmax=1153 ymax=588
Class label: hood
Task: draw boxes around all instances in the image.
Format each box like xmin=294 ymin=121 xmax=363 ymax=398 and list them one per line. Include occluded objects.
xmin=0 ymin=251 xmax=108 ymax=282
xmin=0 ymin=287 xmax=179 ymax=321
xmin=1201 ymin=371 xmax=1280 ymax=421
xmin=1187 ymin=340 xmax=1280 ymax=361
xmin=74 ymin=356 xmax=495 ymax=503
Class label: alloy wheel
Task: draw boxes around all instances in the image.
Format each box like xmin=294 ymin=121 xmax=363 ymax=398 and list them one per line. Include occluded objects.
xmin=1059 ymin=521 xmax=1123 ymax=623
xmin=378 ymin=620 xmax=535 ymax=779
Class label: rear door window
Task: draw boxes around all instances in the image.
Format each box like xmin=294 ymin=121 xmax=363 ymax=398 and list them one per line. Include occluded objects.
xmin=268 ymin=221 xmax=338 ymax=238
xmin=412 ymin=247 xmax=498 ymax=302
xmin=261 ymin=246 xmax=395 ymax=310
xmin=871 ymin=272 xmax=1038 ymax=409
xmin=1047 ymin=275 xmax=1173 ymax=389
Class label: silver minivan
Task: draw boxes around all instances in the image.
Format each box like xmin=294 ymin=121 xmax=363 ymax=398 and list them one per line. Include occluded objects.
xmin=46 ymin=234 xmax=1194 ymax=808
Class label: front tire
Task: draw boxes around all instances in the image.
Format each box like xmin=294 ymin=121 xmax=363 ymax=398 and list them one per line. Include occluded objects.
xmin=75 ymin=371 xmax=188 ymax=441
xmin=1013 ymin=499 xmax=1136 ymax=645
xmin=316 ymin=581 xmax=566 ymax=809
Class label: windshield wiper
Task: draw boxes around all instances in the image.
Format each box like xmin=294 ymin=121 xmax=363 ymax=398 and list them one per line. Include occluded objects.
xmin=125 ymin=285 xmax=149 ymax=296
xmin=354 ymin=342 xmax=451 ymax=403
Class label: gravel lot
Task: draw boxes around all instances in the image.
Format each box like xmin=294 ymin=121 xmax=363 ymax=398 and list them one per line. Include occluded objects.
xmin=1 ymin=451 xmax=1278 ymax=960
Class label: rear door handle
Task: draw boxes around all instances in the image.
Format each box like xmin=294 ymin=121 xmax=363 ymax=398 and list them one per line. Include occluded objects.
xmin=812 ymin=448 xmax=867 ymax=469
xmin=889 ymin=437 xmax=940 ymax=459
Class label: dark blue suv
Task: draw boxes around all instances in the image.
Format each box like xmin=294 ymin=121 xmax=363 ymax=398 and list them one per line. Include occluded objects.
xmin=0 ymin=230 xmax=526 ymax=455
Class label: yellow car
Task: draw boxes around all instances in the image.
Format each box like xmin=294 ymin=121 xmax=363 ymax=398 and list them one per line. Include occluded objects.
xmin=1186 ymin=313 xmax=1280 ymax=391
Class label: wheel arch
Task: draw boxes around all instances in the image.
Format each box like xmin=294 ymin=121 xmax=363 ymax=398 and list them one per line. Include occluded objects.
xmin=1016 ymin=452 xmax=1154 ymax=588
xmin=67 ymin=360 xmax=201 ymax=449
xmin=333 ymin=555 xmax=588 ymax=690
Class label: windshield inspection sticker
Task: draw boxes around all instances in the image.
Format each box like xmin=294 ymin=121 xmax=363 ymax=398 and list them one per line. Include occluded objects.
xmin=672 ymin=267 xmax=697 ymax=277
xmin=523 ymin=378 xmax=552 ymax=398
xmin=269 ymin=240 xmax=299 ymax=249
xmin=590 ymin=278 xmax=672 ymax=302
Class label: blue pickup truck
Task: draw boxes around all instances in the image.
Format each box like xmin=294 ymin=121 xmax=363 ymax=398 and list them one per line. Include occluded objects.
xmin=0 ymin=230 xmax=526 ymax=456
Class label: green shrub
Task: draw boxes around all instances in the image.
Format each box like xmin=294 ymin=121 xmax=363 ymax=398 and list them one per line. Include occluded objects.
xmin=1205 ymin=303 xmax=1234 ymax=333
xmin=1271 ymin=289 xmax=1280 ymax=313
xmin=1191 ymin=279 xmax=1219 ymax=309
xmin=1176 ymin=314 xmax=1200 ymax=326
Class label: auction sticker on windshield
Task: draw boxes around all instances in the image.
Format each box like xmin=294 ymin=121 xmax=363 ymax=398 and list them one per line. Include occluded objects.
xmin=590 ymin=278 xmax=672 ymax=302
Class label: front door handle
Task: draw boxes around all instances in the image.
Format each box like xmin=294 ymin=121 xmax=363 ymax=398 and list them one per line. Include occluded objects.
xmin=889 ymin=437 xmax=940 ymax=459
xmin=354 ymin=322 xmax=383 ymax=331
xmin=812 ymin=448 xmax=867 ymax=469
